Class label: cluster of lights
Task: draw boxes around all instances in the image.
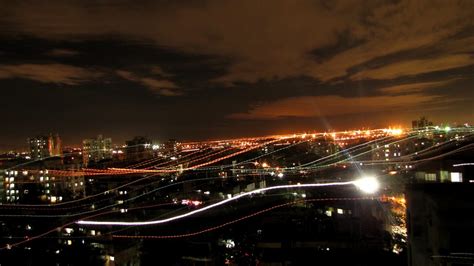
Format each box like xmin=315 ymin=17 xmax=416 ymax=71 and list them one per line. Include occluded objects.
xmin=383 ymin=128 xmax=404 ymax=136
xmin=181 ymin=199 xmax=203 ymax=206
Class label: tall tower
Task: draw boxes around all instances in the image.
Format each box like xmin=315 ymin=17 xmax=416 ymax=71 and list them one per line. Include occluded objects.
xmin=48 ymin=133 xmax=62 ymax=157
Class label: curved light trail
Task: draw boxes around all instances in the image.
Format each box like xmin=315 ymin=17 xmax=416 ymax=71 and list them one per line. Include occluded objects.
xmin=77 ymin=180 xmax=356 ymax=226
xmin=112 ymin=196 xmax=379 ymax=239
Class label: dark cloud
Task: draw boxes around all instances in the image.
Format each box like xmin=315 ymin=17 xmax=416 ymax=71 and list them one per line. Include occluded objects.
xmin=0 ymin=63 xmax=101 ymax=85
xmin=116 ymin=69 xmax=181 ymax=96
xmin=47 ymin=48 xmax=79 ymax=57
xmin=310 ymin=29 xmax=367 ymax=64
xmin=0 ymin=0 xmax=473 ymax=149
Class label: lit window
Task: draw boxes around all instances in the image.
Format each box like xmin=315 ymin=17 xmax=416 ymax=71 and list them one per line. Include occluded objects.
xmin=451 ymin=172 xmax=462 ymax=182
xmin=425 ymin=173 xmax=436 ymax=182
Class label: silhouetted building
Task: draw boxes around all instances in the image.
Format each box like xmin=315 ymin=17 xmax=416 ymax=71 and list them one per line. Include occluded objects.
xmin=82 ymin=135 xmax=112 ymax=166
xmin=406 ymin=183 xmax=474 ymax=266
xmin=412 ymin=117 xmax=434 ymax=129
xmin=62 ymin=147 xmax=83 ymax=165
xmin=125 ymin=136 xmax=153 ymax=162
xmin=165 ymin=139 xmax=180 ymax=154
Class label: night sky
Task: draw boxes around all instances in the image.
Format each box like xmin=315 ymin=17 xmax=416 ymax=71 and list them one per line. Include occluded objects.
xmin=1 ymin=0 xmax=473 ymax=150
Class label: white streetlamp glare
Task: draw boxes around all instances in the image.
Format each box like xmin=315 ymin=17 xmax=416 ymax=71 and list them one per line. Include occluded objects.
xmin=353 ymin=176 xmax=379 ymax=194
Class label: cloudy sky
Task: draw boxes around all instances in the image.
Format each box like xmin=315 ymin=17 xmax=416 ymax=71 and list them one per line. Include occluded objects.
xmin=1 ymin=0 xmax=473 ymax=149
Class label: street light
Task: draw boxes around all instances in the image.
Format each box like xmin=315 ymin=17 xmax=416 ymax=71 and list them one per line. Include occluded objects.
xmin=353 ymin=176 xmax=379 ymax=194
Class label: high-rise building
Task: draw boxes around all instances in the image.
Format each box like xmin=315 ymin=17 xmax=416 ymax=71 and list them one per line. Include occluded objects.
xmin=82 ymin=135 xmax=112 ymax=166
xmin=164 ymin=139 xmax=180 ymax=154
xmin=412 ymin=117 xmax=434 ymax=129
xmin=125 ymin=136 xmax=153 ymax=162
xmin=28 ymin=134 xmax=62 ymax=160
xmin=28 ymin=136 xmax=49 ymax=160
xmin=0 ymin=169 xmax=85 ymax=204
xmin=49 ymin=134 xmax=62 ymax=157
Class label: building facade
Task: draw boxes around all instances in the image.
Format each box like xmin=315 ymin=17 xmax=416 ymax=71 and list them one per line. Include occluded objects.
xmin=28 ymin=134 xmax=62 ymax=160
xmin=82 ymin=135 xmax=112 ymax=166
xmin=125 ymin=136 xmax=153 ymax=162
xmin=0 ymin=169 xmax=85 ymax=204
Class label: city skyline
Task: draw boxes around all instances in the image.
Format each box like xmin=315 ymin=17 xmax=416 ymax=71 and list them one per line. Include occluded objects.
xmin=0 ymin=122 xmax=456 ymax=152
xmin=1 ymin=0 xmax=473 ymax=149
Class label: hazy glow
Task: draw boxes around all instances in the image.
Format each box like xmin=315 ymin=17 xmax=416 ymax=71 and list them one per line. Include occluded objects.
xmin=384 ymin=128 xmax=403 ymax=136
xmin=353 ymin=176 xmax=380 ymax=194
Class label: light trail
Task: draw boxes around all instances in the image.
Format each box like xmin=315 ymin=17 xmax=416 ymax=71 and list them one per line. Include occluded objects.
xmin=0 ymin=174 xmax=158 ymax=207
xmin=125 ymin=148 xmax=204 ymax=169
xmin=191 ymin=138 xmax=313 ymax=171
xmin=0 ymin=208 xmax=116 ymax=251
xmin=155 ymin=147 xmax=235 ymax=169
xmin=9 ymin=134 xmax=461 ymax=212
xmin=0 ymin=173 xmax=262 ymax=216
xmin=328 ymin=133 xmax=474 ymax=166
xmin=337 ymin=140 xmax=474 ymax=168
xmin=359 ymin=143 xmax=474 ymax=166
xmin=112 ymin=196 xmax=379 ymax=239
xmin=143 ymin=148 xmax=211 ymax=169
xmin=0 ymin=197 xmax=378 ymax=246
xmin=183 ymin=132 xmax=406 ymax=172
xmin=16 ymin=127 xmax=474 ymax=177
xmin=0 ymin=170 xmax=263 ymax=212
xmin=5 ymin=127 xmax=473 ymax=208
xmin=0 ymin=202 xmax=178 ymax=250
xmin=76 ymin=180 xmax=356 ymax=226
xmin=453 ymin=163 xmax=474 ymax=167
xmin=298 ymin=134 xmax=416 ymax=168
xmin=294 ymin=134 xmax=431 ymax=171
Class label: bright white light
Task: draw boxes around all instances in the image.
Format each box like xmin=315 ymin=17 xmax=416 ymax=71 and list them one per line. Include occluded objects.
xmin=353 ymin=176 xmax=379 ymax=194
xmin=450 ymin=172 xmax=462 ymax=182
xmin=225 ymin=239 xmax=235 ymax=249
xmin=77 ymin=180 xmax=353 ymax=226
xmin=277 ymin=173 xmax=284 ymax=178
